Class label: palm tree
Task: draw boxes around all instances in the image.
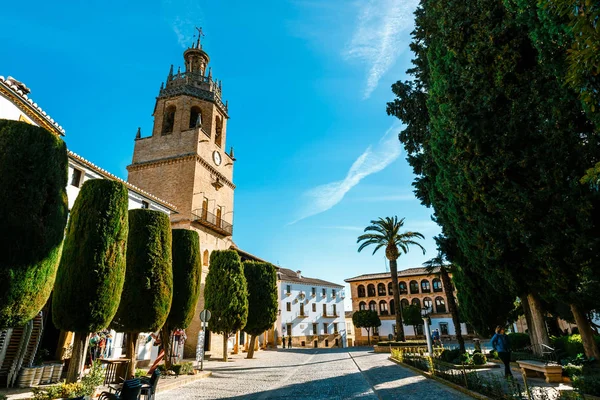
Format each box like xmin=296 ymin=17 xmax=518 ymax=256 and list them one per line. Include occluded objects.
xmin=423 ymin=252 xmax=465 ymax=353
xmin=357 ymin=217 xmax=425 ymax=342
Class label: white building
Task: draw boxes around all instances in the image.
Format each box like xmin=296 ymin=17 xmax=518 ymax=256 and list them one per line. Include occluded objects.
xmin=276 ymin=268 xmax=346 ymax=348
xmin=0 ymin=75 xmax=178 ymax=375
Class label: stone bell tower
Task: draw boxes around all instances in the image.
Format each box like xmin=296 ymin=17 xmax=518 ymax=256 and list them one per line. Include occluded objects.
xmin=127 ymin=32 xmax=235 ymax=357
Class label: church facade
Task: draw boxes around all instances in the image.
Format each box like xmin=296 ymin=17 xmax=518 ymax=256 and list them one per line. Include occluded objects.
xmin=127 ymin=36 xmax=236 ymax=357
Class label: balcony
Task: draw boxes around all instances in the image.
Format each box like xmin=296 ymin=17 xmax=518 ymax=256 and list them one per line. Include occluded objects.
xmin=296 ymin=312 xmax=309 ymax=319
xmin=192 ymin=208 xmax=233 ymax=236
xmin=323 ymin=311 xmax=339 ymax=318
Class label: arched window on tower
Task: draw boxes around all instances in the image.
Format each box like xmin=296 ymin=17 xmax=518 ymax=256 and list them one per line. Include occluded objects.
xmin=357 ymin=285 xmax=366 ymax=298
xmin=423 ymin=297 xmax=433 ymax=311
xmin=377 ymin=283 xmax=386 ymax=296
xmin=203 ymin=250 xmax=209 ymax=266
xmin=433 ymin=278 xmax=443 ymax=292
xmin=215 ymin=116 xmax=223 ymax=148
xmin=162 ymin=105 xmax=176 ymax=134
xmin=189 ymin=106 xmax=202 ymax=130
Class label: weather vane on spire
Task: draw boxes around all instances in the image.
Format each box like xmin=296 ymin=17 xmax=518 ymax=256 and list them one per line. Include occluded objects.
xmin=194 ymin=26 xmax=205 ymax=48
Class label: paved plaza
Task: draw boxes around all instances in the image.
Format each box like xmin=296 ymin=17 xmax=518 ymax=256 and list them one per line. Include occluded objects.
xmin=157 ymin=347 xmax=470 ymax=400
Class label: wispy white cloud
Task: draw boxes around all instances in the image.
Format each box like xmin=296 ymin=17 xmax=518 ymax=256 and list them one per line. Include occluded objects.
xmin=291 ymin=123 xmax=402 ymax=224
xmin=345 ymin=0 xmax=419 ymax=98
xmin=161 ymin=0 xmax=204 ymax=48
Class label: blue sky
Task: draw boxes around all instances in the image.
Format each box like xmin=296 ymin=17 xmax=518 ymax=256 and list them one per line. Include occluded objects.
xmin=2 ymin=0 xmax=439 ymax=304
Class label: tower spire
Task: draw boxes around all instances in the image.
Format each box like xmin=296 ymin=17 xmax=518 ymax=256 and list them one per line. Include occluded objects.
xmin=195 ymin=26 xmax=205 ymax=49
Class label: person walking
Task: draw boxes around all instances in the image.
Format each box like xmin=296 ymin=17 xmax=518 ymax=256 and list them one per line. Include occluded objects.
xmin=288 ymin=335 xmax=292 ymax=349
xmin=282 ymin=335 xmax=286 ymax=349
xmin=432 ymin=329 xmax=441 ymax=347
xmin=491 ymin=326 xmax=512 ymax=378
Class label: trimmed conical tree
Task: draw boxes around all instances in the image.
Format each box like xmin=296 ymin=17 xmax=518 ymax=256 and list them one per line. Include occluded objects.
xmin=160 ymin=229 xmax=201 ymax=369
xmin=204 ymin=250 xmax=248 ymax=361
xmin=52 ymin=179 xmax=129 ymax=382
xmin=243 ymin=261 xmax=277 ymax=359
xmin=0 ymin=120 xmax=68 ymax=329
xmin=111 ymin=209 xmax=173 ymax=378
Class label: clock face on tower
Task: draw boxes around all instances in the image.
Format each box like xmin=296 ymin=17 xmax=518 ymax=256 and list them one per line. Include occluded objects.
xmin=213 ymin=150 xmax=222 ymax=166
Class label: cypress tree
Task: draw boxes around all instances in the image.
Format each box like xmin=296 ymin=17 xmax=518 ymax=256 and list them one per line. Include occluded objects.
xmin=52 ymin=179 xmax=129 ymax=382
xmin=204 ymin=250 xmax=248 ymax=361
xmin=243 ymin=261 xmax=278 ymax=359
xmin=112 ymin=209 xmax=173 ymax=377
xmin=0 ymin=120 xmax=68 ymax=329
xmin=161 ymin=229 xmax=201 ymax=369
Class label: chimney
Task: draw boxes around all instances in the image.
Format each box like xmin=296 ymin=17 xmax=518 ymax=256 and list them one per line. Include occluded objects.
xmin=296 ymin=270 xmax=302 ymax=278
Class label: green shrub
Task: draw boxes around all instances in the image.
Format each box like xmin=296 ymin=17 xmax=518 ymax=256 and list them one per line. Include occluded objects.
xmin=33 ymin=361 xmax=104 ymax=400
xmin=111 ymin=209 xmax=173 ymax=333
xmin=52 ymin=179 xmax=129 ymax=332
xmin=135 ymin=369 xmax=148 ymax=378
xmin=171 ymin=362 xmax=194 ymax=375
xmin=167 ymin=229 xmax=202 ymax=330
xmin=553 ymin=335 xmax=600 ymax=359
xmin=507 ymin=333 xmax=530 ymax=350
xmin=458 ymin=353 xmax=471 ymax=364
xmin=439 ymin=348 xmax=462 ymax=363
xmin=377 ymin=341 xmax=427 ymax=346
xmin=472 ymin=352 xmax=487 ymax=365
xmin=573 ymin=374 xmax=600 ymax=396
xmin=564 ymin=364 xmax=584 ymax=379
xmin=511 ymin=351 xmax=536 ymax=362
xmin=0 ymin=120 xmax=68 ymax=328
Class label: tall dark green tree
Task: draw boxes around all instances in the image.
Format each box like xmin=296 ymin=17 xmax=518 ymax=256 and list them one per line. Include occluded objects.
xmin=204 ymin=250 xmax=248 ymax=361
xmin=53 ymin=179 xmax=129 ymax=382
xmin=243 ymin=261 xmax=278 ymax=359
xmin=357 ymin=217 xmax=425 ymax=341
xmin=161 ymin=229 xmax=202 ymax=369
xmin=0 ymin=120 xmax=68 ymax=329
xmin=388 ymin=0 xmax=600 ymax=357
xmin=352 ymin=310 xmax=381 ymax=345
xmin=111 ymin=209 xmax=173 ymax=377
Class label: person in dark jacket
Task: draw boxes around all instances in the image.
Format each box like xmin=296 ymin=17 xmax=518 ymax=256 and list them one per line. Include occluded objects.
xmin=491 ymin=326 xmax=512 ymax=378
xmin=288 ymin=335 xmax=292 ymax=349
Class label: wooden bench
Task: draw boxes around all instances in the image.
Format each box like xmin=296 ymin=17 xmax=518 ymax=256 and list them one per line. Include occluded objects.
xmin=517 ymin=360 xmax=562 ymax=383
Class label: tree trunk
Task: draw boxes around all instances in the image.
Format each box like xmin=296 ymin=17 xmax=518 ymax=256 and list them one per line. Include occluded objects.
xmin=526 ymin=293 xmax=550 ymax=355
xmin=223 ymin=333 xmax=228 ymax=361
xmin=440 ymin=267 xmax=464 ymax=353
xmin=389 ymin=259 xmax=405 ymax=341
xmin=160 ymin=326 xmax=173 ymax=369
xmin=66 ymin=332 xmax=88 ymax=383
xmin=570 ymin=303 xmax=600 ymax=360
xmin=247 ymin=335 xmax=257 ymax=359
xmin=125 ymin=332 xmax=137 ymax=379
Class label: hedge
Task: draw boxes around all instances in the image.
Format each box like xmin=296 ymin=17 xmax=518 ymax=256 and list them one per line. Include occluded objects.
xmin=553 ymin=334 xmax=600 ymax=359
xmin=52 ymin=179 xmax=129 ymax=332
xmin=0 ymin=120 xmax=68 ymax=328
xmin=507 ymin=332 xmax=530 ymax=351
xmin=111 ymin=209 xmax=173 ymax=333
xmin=166 ymin=229 xmax=201 ymax=330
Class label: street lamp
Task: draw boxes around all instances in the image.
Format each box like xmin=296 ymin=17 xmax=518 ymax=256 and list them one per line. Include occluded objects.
xmin=421 ymin=306 xmax=433 ymax=356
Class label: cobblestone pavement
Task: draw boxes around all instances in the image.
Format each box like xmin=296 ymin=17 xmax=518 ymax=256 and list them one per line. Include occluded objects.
xmin=157 ymin=347 xmax=471 ymax=399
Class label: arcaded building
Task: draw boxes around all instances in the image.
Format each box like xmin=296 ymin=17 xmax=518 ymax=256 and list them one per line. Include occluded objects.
xmin=345 ymin=267 xmax=471 ymax=345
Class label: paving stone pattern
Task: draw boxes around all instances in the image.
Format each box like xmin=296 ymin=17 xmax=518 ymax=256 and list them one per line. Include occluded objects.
xmin=157 ymin=348 xmax=470 ymax=399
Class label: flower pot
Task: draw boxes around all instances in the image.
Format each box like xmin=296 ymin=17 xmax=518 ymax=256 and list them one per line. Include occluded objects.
xmin=33 ymin=366 xmax=43 ymax=385
xmin=17 ymin=366 xmax=36 ymax=388
xmin=51 ymin=363 xmax=64 ymax=382
xmin=41 ymin=364 xmax=54 ymax=384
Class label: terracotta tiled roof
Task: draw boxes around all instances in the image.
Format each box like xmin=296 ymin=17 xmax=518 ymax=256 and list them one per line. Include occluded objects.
xmin=68 ymin=151 xmax=178 ymax=212
xmin=277 ymin=267 xmax=343 ymax=288
xmin=0 ymin=76 xmax=65 ymax=135
xmin=344 ymin=266 xmax=442 ymax=282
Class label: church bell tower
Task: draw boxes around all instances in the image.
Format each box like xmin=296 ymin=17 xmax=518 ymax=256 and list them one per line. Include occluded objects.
xmin=127 ymin=31 xmax=236 ymax=357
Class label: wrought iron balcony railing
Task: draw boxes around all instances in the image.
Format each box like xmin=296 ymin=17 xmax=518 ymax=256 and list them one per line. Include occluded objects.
xmin=192 ymin=208 xmax=233 ymax=236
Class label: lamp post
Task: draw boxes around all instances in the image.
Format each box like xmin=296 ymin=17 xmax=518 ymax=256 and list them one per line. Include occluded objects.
xmin=421 ymin=306 xmax=433 ymax=356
